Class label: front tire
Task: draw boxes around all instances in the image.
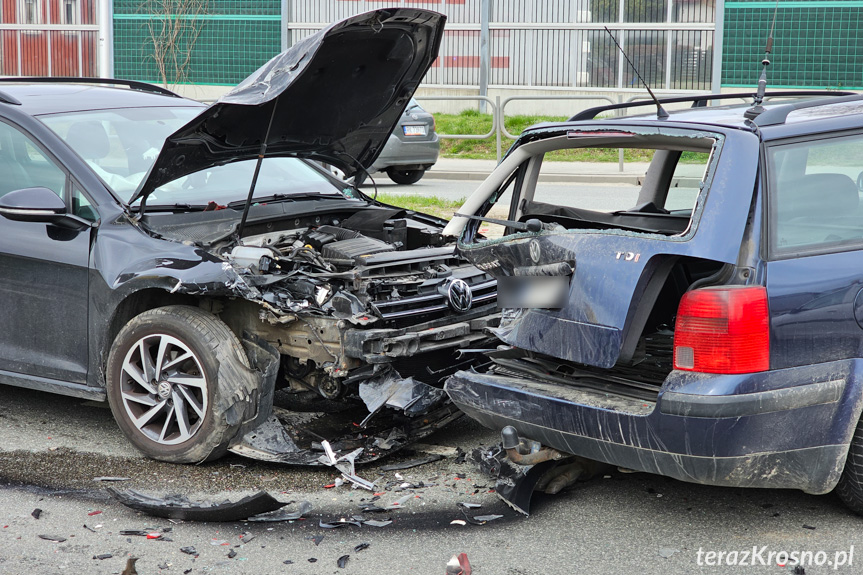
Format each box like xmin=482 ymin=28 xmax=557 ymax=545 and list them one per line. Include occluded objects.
xmin=386 ymin=167 xmax=425 ymax=185
xmin=106 ymin=305 xmax=252 ymax=463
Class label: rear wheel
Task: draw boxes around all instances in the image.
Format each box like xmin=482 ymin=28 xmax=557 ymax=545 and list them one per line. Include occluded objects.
xmin=386 ymin=167 xmax=425 ymax=185
xmin=835 ymin=417 xmax=863 ymax=514
xmin=106 ymin=305 xmax=252 ymax=463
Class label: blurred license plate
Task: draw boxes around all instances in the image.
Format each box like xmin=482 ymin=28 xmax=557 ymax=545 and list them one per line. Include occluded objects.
xmin=403 ymin=125 xmax=427 ymax=136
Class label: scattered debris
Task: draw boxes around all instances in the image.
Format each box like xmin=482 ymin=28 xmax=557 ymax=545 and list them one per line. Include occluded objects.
xmin=93 ymin=477 xmax=130 ymax=482
xmin=308 ymin=558 xmax=318 ymax=563
xmin=385 ymin=494 xmax=412 ymax=509
xmin=458 ymin=502 xmax=482 ymax=509
xmin=158 ymin=562 xmax=170 ymax=570
xmin=473 ymin=514 xmax=503 ymax=523
xmin=93 ymin=553 xmax=113 ymax=560
xmin=37 ymin=534 xmax=67 ymax=543
xmin=455 ymin=447 xmax=467 ymax=464
xmin=307 ymin=535 xmax=325 ymax=546
xmin=120 ymin=530 xmax=150 ymax=537
xmin=83 ymin=525 xmax=97 ymax=533
xmin=239 ymin=532 xmax=256 ymax=544
xmin=354 ymin=542 xmax=370 ymax=552
xmin=227 ymin=550 xmax=238 ymax=559
xmin=450 ymin=519 xmax=467 ymax=526
xmin=380 ymin=454 xmax=444 ymax=471
xmin=248 ymin=501 xmax=312 ymax=522
xmin=793 ymin=566 xmax=806 ymax=574
xmin=468 ymin=445 xmax=559 ymax=515
xmin=108 ymin=488 xmax=287 ymax=521
xmin=31 ymin=508 xmax=42 ymax=520
xmin=362 ymin=519 xmax=392 ymax=527
xmin=180 ymin=546 xmax=198 ymax=556
xmin=146 ymin=532 xmax=162 ymax=540
xmin=445 ymin=553 xmax=472 ymax=575
xmin=318 ymin=441 xmax=376 ymax=491
xmin=121 ymin=557 xmax=139 ymax=575
xmin=210 ymin=539 xmax=228 ymax=546
xmin=337 ymin=554 xmax=350 ymax=568
xmin=320 ymin=518 xmax=361 ymax=529
xmin=658 ymin=548 xmax=679 ymax=558
xmin=87 ymin=510 xmax=102 ymax=516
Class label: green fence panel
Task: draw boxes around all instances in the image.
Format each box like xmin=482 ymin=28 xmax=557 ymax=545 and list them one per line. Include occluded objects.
xmin=113 ymin=0 xmax=281 ymax=86
xmin=724 ymin=0 xmax=863 ymax=90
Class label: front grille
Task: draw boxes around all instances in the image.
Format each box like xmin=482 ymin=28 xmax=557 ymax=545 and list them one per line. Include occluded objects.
xmin=372 ymin=273 xmax=497 ymax=323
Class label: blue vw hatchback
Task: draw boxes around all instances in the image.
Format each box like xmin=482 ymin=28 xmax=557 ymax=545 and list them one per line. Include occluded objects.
xmin=443 ymin=92 xmax=863 ymax=514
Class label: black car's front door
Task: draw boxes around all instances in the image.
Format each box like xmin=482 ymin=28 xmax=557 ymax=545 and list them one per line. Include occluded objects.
xmin=0 ymin=119 xmax=89 ymax=383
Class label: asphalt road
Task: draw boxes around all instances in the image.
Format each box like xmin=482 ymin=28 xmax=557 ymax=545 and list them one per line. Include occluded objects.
xmin=2 ymin=175 xmax=863 ymax=574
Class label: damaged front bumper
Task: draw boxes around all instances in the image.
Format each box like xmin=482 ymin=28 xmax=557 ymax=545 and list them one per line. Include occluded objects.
xmin=446 ymin=359 xmax=863 ymax=494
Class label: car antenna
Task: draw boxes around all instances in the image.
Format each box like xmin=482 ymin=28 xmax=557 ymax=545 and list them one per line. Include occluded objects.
xmin=604 ymin=26 xmax=668 ymax=119
xmin=744 ymin=0 xmax=780 ymax=120
xmin=236 ymin=97 xmax=279 ymax=241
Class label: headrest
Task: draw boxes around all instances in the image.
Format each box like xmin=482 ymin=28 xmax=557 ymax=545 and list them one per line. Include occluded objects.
xmin=65 ymin=121 xmax=110 ymax=160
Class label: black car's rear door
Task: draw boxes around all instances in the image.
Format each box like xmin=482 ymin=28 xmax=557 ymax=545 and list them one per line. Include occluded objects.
xmin=0 ymin=119 xmax=89 ymax=384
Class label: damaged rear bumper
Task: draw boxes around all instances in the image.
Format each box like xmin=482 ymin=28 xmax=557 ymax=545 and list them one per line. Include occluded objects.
xmin=445 ymin=359 xmax=863 ymax=494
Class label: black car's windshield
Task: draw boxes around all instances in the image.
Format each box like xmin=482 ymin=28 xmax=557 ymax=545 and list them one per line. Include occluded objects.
xmin=38 ymin=106 xmax=202 ymax=200
xmin=144 ymin=157 xmax=349 ymax=208
xmin=38 ymin=105 xmax=350 ymax=206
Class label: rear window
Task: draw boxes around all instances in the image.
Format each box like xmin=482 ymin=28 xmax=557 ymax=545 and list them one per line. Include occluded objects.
xmin=477 ymin=130 xmax=718 ymax=240
xmin=768 ymin=133 xmax=863 ymax=257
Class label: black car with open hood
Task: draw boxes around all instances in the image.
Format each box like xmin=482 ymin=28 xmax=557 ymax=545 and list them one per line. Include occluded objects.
xmin=0 ymin=9 xmax=499 ymax=468
xmin=134 ymin=8 xmax=445 ymax=203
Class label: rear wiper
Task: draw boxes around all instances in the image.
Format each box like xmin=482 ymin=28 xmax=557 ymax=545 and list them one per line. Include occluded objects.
xmin=227 ymin=192 xmax=343 ymax=209
xmin=453 ymin=213 xmax=561 ymax=233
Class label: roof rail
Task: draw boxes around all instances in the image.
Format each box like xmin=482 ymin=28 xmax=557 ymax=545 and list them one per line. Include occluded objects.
xmin=752 ymin=93 xmax=863 ymax=126
xmin=569 ymin=91 xmax=857 ymax=122
xmin=0 ymin=77 xmax=180 ymax=98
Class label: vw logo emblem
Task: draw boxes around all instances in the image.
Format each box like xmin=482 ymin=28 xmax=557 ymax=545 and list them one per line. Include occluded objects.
xmin=446 ymin=278 xmax=473 ymax=313
xmin=157 ymin=381 xmax=172 ymax=400
xmin=529 ymin=239 xmax=541 ymax=263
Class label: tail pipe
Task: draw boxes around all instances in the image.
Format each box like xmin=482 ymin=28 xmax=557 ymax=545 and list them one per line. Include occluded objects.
xmin=500 ymin=426 xmax=568 ymax=465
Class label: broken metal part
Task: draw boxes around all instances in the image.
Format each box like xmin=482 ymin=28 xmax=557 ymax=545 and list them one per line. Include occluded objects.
xmin=228 ymin=395 xmax=462 ymax=467
xmin=38 ymin=534 xmax=67 ymax=542
xmin=380 ymin=454 xmax=444 ymax=471
xmin=307 ymin=535 xmax=324 ymax=546
xmin=108 ymin=488 xmax=288 ymax=522
xmin=446 ymin=553 xmax=472 ymax=575
xmin=469 ymin=446 xmax=561 ymax=517
xmin=318 ymin=441 xmax=376 ymax=491
xmin=472 ymin=514 xmax=504 ymax=523
xmin=362 ymin=519 xmax=392 ymax=527
xmin=121 ymin=557 xmax=139 ymax=575
xmin=338 ymin=555 xmax=350 ymax=568
xmin=247 ymin=501 xmax=312 ymax=522
xmin=358 ymin=370 xmax=446 ymax=426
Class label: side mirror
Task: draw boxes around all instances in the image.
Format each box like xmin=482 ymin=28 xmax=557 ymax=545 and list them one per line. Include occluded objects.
xmin=0 ymin=187 xmax=93 ymax=230
xmin=0 ymin=187 xmax=66 ymax=223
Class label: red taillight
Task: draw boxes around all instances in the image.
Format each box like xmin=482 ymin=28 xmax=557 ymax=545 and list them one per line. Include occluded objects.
xmin=673 ymin=286 xmax=769 ymax=374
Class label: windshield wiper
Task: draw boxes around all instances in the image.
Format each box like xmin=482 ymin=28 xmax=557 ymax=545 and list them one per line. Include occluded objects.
xmin=227 ymin=192 xmax=344 ymax=209
xmin=131 ymin=203 xmax=212 ymax=213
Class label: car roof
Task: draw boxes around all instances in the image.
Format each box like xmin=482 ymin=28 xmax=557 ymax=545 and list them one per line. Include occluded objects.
xmin=0 ymin=83 xmax=203 ymax=116
xmin=537 ymin=93 xmax=863 ymax=139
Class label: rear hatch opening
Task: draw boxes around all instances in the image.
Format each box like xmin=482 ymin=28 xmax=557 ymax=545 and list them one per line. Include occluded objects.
xmin=482 ymin=256 xmax=727 ymax=409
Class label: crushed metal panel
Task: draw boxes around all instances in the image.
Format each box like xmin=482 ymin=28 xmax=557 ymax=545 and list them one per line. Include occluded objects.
xmin=107 ymin=488 xmax=288 ymax=522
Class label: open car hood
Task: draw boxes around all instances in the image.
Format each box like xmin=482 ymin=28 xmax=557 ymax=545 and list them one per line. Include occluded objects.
xmin=132 ymin=8 xmax=445 ymax=204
